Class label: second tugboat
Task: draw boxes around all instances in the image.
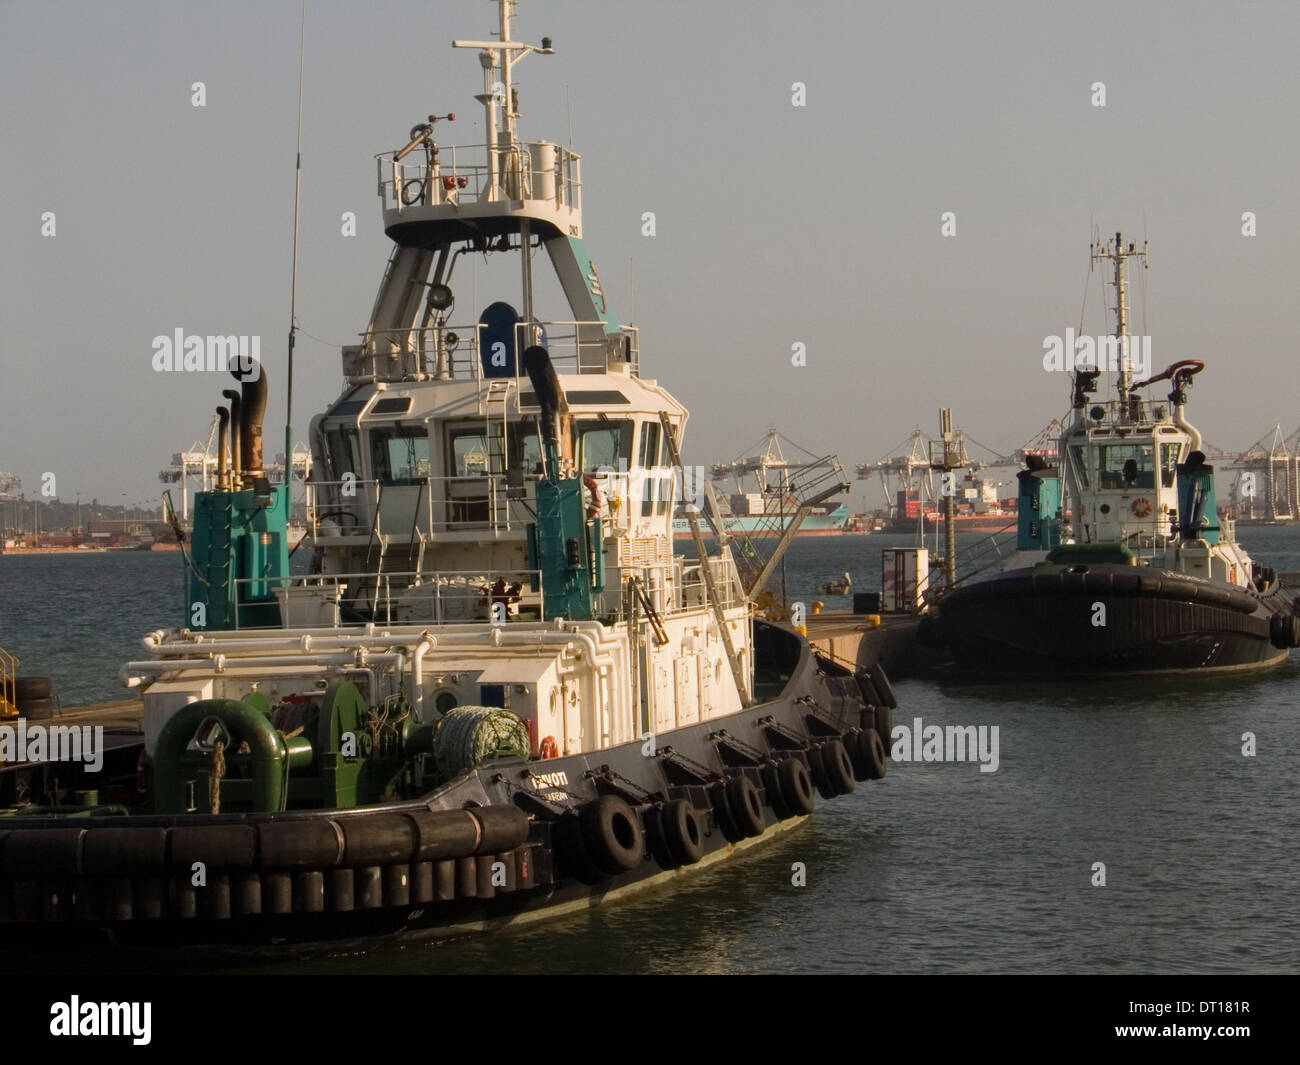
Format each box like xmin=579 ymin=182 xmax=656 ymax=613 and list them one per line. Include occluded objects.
xmin=930 ymin=233 xmax=1300 ymax=677
xmin=0 ymin=0 xmax=894 ymax=952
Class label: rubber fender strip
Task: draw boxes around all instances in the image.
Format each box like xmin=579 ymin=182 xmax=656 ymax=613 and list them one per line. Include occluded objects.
xmin=340 ymin=814 xmax=418 ymax=867
xmin=256 ymin=818 xmax=345 ymax=870
xmin=0 ymin=828 xmax=85 ymax=878
xmin=405 ymin=809 xmax=481 ymax=862
xmin=471 ymin=805 xmax=530 ymax=853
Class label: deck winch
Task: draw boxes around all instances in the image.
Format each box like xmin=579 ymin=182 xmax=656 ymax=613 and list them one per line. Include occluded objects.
xmin=151 ymin=682 xmax=434 ymax=814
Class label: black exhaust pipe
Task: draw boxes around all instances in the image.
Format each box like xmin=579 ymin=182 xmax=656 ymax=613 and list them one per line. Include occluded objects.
xmin=230 ymin=359 xmax=267 ymax=477
xmin=216 ymin=406 xmax=230 ymax=489
xmin=522 ymin=345 xmax=567 ymax=446
xmin=222 ymin=389 xmax=242 ymax=484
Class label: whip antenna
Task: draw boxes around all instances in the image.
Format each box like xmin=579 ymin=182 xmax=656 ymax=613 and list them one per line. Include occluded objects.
xmin=285 ymin=0 xmax=306 ymax=472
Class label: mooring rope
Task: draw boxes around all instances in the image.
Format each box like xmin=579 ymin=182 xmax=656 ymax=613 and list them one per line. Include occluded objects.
xmin=210 ymin=739 xmax=226 ymax=814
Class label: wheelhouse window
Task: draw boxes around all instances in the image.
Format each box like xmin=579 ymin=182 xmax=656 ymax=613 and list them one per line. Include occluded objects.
xmin=1159 ymin=443 xmax=1179 ymax=488
xmin=576 ymin=419 xmax=632 ymax=474
xmin=638 ymin=421 xmax=661 ymax=469
xmin=448 ymin=427 xmax=494 ymax=478
xmin=326 ymin=428 xmax=361 ymax=480
xmin=656 ymin=473 xmax=674 ymax=515
xmin=1098 ymin=442 xmax=1155 ymax=490
xmin=509 ymin=418 xmax=544 ymax=476
xmin=370 ymin=427 xmax=430 ymax=484
xmin=1070 ymin=444 xmax=1091 ymax=488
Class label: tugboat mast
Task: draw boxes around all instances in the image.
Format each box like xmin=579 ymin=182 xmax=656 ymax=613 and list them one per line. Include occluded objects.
xmin=1090 ymin=231 xmax=1148 ymax=401
xmin=454 ymin=0 xmax=555 ymax=339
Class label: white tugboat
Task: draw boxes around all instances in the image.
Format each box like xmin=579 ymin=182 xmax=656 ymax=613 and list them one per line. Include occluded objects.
xmin=929 ymin=233 xmax=1300 ymax=677
xmin=0 ymin=0 xmax=894 ymax=952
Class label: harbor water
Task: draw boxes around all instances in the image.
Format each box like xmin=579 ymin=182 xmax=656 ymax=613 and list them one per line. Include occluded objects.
xmin=2 ymin=529 xmax=1297 ymax=973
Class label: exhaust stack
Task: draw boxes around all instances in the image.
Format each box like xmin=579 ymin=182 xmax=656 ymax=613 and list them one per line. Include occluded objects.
xmin=522 ymin=345 xmax=569 ymax=481
xmin=216 ymin=406 xmax=230 ymax=490
xmin=231 ymin=360 xmax=267 ymax=478
xmin=222 ymin=390 xmax=242 ymax=485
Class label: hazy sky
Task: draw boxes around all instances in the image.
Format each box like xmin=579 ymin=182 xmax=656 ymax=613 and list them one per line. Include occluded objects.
xmin=2 ymin=0 xmax=1298 ymax=512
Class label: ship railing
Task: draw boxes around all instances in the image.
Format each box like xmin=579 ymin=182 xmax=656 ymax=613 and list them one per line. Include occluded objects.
xmin=229 ymin=555 xmax=743 ymax=632
xmin=513 ymin=321 xmax=640 ymax=379
xmin=377 ymin=142 xmax=582 ymax=215
xmin=1070 ymin=396 xmax=1175 ymax=428
xmin=919 ymin=522 xmax=1018 ymax=604
xmin=308 ymin=474 xmax=536 ymax=539
xmin=355 ymin=319 xmax=639 ymax=381
xmin=601 ymin=555 xmax=746 ymax=623
xmin=228 ymin=568 xmax=546 ymax=629
xmin=1121 ymin=530 xmax=1182 ymax=564
xmin=659 ymin=556 xmax=745 ymax=615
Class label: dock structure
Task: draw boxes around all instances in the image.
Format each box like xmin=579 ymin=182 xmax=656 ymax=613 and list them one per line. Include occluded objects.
xmin=1227 ymin=424 xmax=1300 ymax=521
xmin=804 ymin=612 xmax=940 ymax=678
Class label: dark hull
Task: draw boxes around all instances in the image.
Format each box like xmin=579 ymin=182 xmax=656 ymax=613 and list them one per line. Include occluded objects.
xmin=0 ymin=622 xmax=887 ymax=956
xmin=936 ymin=564 xmax=1295 ymax=679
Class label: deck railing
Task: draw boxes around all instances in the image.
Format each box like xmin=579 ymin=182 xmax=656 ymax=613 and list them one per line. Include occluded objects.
xmin=353 ymin=319 xmax=638 ymax=382
xmin=377 ymin=142 xmax=582 ymax=214
xmin=231 ymin=568 xmax=544 ymax=629
xmin=308 ymin=474 xmax=531 ymax=539
xmin=227 ymin=551 xmax=747 ymax=631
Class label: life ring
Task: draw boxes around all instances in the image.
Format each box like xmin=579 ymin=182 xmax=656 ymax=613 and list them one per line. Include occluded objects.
xmin=539 ymin=735 xmax=558 ymax=759
xmin=582 ymin=474 xmax=602 ymax=521
xmin=1131 ymin=497 xmax=1153 ymax=518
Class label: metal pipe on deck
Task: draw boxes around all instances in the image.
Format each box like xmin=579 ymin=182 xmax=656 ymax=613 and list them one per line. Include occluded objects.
xmin=216 ymin=406 xmax=231 ymax=491
xmin=222 ymin=389 xmax=242 ymax=486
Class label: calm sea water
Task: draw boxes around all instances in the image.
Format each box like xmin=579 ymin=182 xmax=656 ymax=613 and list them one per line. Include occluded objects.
xmin=1 ymin=529 xmax=1297 ymax=973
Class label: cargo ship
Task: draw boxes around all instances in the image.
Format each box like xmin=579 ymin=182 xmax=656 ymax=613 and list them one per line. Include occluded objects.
xmin=0 ymin=0 xmax=895 ymax=953
xmin=680 ymin=428 xmax=852 ymax=539
xmin=0 ymin=543 xmax=109 ymax=555
xmin=885 ymin=478 xmax=1018 ymax=534
xmin=672 ymin=503 xmax=852 ymax=539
